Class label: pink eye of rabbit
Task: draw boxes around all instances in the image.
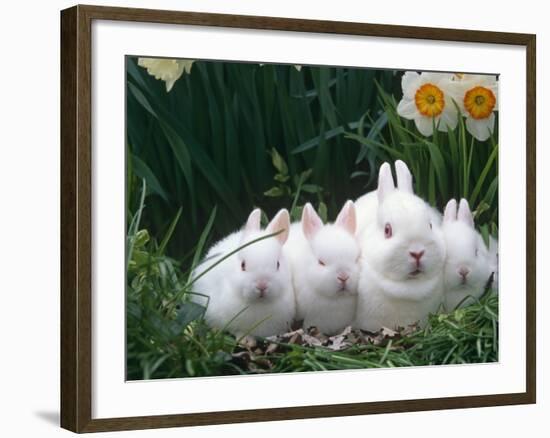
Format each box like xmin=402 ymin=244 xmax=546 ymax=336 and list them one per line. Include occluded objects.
xmin=241 ymin=260 xmax=246 ymax=271
xmin=318 ymin=260 xmax=326 ymax=266
xmin=384 ymin=223 xmax=393 ymax=239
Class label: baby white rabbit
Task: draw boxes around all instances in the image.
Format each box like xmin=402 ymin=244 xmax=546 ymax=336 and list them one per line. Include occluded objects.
xmin=285 ymin=201 xmax=360 ymax=335
xmin=489 ymin=236 xmax=499 ymax=292
xmin=191 ymin=208 xmax=295 ymax=338
xmin=354 ymin=160 xmax=446 ymax=331
xmin=442 ymin=199 xmax=494 ymax=310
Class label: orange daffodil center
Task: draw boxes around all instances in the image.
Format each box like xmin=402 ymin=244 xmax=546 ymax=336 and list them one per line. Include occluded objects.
xmin=463 ymin=86 xmax=496 ymax=120
xmin=414 ymin=83 xmax=446 ymax=117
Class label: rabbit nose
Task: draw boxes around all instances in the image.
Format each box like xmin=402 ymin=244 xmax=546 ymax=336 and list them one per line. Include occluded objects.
xmin=409 ymin=250 xmax=425 ymax=262
xmin=458 ymin=267 xmax=470 ymax=278
xmin=337 ymin=273 xmax=349 ymax=283
xmin=256 ymin=281 xmax=268 ymax=296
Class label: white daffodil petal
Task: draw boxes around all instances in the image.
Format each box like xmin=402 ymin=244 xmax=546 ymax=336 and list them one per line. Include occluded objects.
xmin=492 ymin=83 xmax=499 ymax=110
xmin=421 ymin=72 xmax=454 ymax=86
xmin=415 ymin=116 xmax=434 ymax=137
xmin=401 ymin=71 xmax=421 ymax=99
xmin=180 ymin=60 xmax=195 ymax=74
xmin=444 ymin=85 xmax=465 ymax=114
xmin=439 ymin=106 xmax=459 ymax=132
xmin=396 ymin=98 xmax=418 ymax=119
xmin=466 ymin=113 xmax=495 ymax=141
xmin=138 ymin=57 xmax=187 ymax=92
xmin=476 ymin=74 xmax=498 ymax=86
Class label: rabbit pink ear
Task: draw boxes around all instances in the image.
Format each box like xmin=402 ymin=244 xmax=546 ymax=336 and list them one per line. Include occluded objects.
xmin=335 ymin=200 xmax=356 ymax=235
xmin=377 ymin=162 xmax=395 ymax=203
xmin=395 ymin=160 xmax=413 ymax=194
xmin=266 ymin=209 xmax=290 ymax=245
xmin=301 ymin=203 xmax=323 ymax=241
xmin=457 ymin=198 xmax=474 ymax=228
xmin=443 ymin=199 xmax=457 ymax=223
xmin=244 ymin=208 xmax=262 ymax=234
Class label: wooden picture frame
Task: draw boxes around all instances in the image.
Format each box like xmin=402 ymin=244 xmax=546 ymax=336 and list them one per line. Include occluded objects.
xmin=60 ymin=4 xmax=536 ymax=433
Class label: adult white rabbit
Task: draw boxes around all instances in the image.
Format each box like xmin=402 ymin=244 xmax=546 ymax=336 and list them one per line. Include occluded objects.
xmin=354 ymin=160 xmax=446 ymax=331
xmin=442 ymin=199 xmax=494 ymax=310
xmin=191 ymin=209 xmax=295 ymax=338
xmin=285 ymin=201 xmax=360 ymax=335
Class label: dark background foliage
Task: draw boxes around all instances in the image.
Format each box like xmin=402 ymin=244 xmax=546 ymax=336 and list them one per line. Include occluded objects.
xmin=126 ymin=58 xmax=400 ymax=260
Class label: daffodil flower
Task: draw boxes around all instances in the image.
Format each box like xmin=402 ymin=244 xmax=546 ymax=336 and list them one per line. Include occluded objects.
xmin=137 ymin=58 xmax=194 ymax=92
xmin=451 ymin=74 xmax=498 ymax=141
xmin=397 ymin=72 xmax=459 ymax=137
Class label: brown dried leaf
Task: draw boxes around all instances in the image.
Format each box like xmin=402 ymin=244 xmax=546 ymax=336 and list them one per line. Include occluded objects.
xmin=289 ymin=332 xmax=303 ymax=345
xmin=380 ymin=326 xmax=398 ymax=337
xmin=238 ymin=335 xmax=257 ymax=349
xmin=302 ymin=334 xmax=324 ymax=347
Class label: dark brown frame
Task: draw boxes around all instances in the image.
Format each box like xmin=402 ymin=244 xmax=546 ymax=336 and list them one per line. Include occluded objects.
xmin=60 ymin=4 xmax=536 ymax=433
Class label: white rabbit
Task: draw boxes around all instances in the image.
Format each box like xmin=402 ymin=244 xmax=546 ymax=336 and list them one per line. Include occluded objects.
xmin=285 ymin=201 xmax=360 ymax=335
xmin=354 ymin=160 xmax=446 ymax=331
xmin=442 ymin=199 xmax=494 ymax=310
xmin=191 ymin=208 xmax=295 ymax=338
xmin=489 ymin=236 xmax=499 ymax=292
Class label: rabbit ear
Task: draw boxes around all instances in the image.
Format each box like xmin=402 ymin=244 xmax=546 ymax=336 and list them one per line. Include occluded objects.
xmin=395 ymin=160 xmax=413 ymax=194
xmin=457 ymin=198 xmax=474 ymax=228
xmin=244 ymin=208 xmax=262 ymax=234
xmin=377 ymin=162 xmax=395 ymax=203
xmin=443 ymin=199 xmax=457 ymax=223
xmin=301 ymin=203 xmax=323 ymax=241
xmin=266 ymin=209 xmax=290 ymax=245
xmin=335 ymin=200 xmax=356 ymax=235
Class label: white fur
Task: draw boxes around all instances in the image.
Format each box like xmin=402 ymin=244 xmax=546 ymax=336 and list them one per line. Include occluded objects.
xmin=191 ymin=209 xmax=295 ymax=337
xmin=442 ymin=199 xmax=494 ymax=309
xmin=285 ymin=201 xmax=360 ymax=335
xmin=354 ymin=161 xmax=446 ymax=331
xmin=489 ymin=236 xmax=499 ymax=292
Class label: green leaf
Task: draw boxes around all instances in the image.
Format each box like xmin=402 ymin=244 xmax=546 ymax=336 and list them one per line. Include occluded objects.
xmin=134 ymin=229 xmax=150 ymax=248
xmin=187 ymin=206 xmax=217 ymax=283
xmin=274 ymin=173 xmax=290 ymax=183
xmin=355 ymin=112 xmax=388 ymax=164
xmin=176 ymin=302 xmax=206 ymax=328
xmin=318 ymin=201 xmax=328 ymax=222
xmin=270 ymin=148 xmax=288 ymax=175
xmin=292 ymin=121 xmax=361 ymax=154
xmin=157 ymin=207 xmax=182 ymax=256
xmin=469 ymin=144 xmax=498 ymax=206
xmin=264 ymin=187 xmax=284 ymax=197
xmin=301 ymin=184 xmax=321 ymax=193
xmin=130 ymin=154 xmax=169 ymax=202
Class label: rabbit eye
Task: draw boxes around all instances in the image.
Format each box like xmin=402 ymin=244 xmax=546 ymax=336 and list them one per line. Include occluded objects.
xmin=475 ymin=248 xmax=479 ymax=257
xmin=276 ymin=261 xmax=280 ymax=270
xmin=384 ymin=223 xmax=393 ymax=239
xmin=318 ymin=260 xmax=326 ymax=266
xmin=429 ymin=222 xmax=433 ymax=230
xmin=241 ymin=260 xmax=246 ymax=271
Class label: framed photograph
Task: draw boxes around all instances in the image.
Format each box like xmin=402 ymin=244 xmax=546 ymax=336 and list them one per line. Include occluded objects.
xmin=60 ymin=4 xmax=536 ymax=433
